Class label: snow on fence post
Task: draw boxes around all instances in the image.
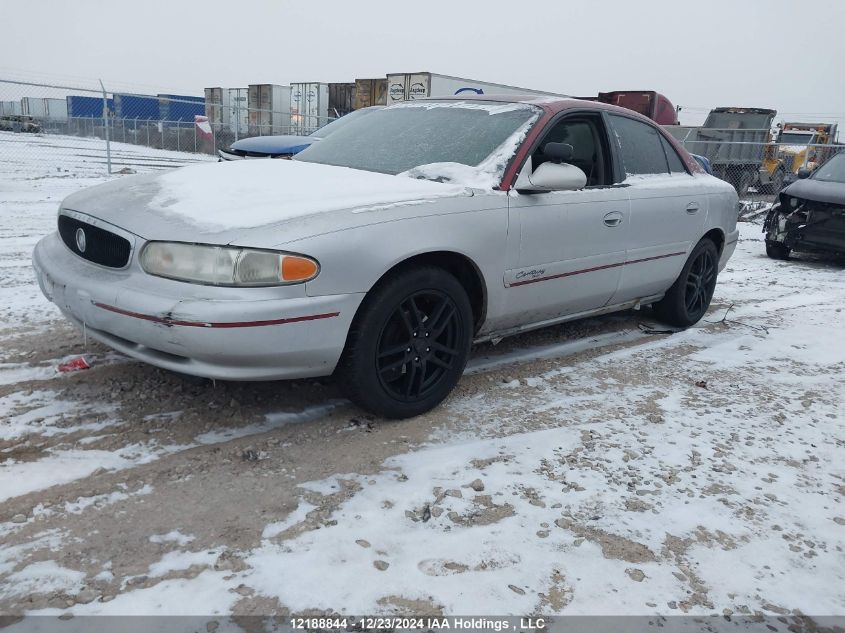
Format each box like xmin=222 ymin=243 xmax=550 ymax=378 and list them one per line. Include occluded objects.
xmin=98 ymin=79 xmax=111 ymax=175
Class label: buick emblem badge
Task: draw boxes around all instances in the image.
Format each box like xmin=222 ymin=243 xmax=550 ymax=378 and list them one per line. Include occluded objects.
xmin=75 ymin=228 xmax=87 ymax=253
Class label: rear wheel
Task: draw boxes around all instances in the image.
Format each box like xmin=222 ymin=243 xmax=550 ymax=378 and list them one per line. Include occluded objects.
xmin=337 ymin=266 xmax=473 ymax=419
xmin=765 ymin=240 xmax=790 ymax=260
xmin=653 ymin=239 xmax=719 ymax=327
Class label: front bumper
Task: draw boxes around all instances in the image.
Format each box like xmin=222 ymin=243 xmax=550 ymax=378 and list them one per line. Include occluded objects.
xmin=719 ymin=228 xmax=740 ymax=271
xmin=217 ymin=149 xmax=247 ymax=161
xmin=33 ymin=232 xmax=363 ymax=381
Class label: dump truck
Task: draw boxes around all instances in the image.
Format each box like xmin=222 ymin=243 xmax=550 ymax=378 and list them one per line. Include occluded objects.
xmin=763 ymin=122 xmax=840 ymax=189
xmin=665 ymin=107 xmax=777 ymax=195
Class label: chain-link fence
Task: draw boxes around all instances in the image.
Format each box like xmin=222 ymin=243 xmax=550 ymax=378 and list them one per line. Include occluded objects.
xmin=669 ymin=126 xmax=845 ymax=202
xmin=2 ymin=77 xmax=843 ymax=200
xmin=0 ymin=78 xmax=336 ymax=175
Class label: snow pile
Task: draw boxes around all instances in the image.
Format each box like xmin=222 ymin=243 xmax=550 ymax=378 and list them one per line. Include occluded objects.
xmin=149 ymin=530 xmax=195 ymax=547
xmin=3 ymin=561 xmax=86 ymax=600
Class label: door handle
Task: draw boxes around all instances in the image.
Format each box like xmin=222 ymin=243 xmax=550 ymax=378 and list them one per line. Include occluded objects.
xmin=603 ymin=211 xmax=624 ymax=227
xmin=686 ymin=202 xmax=700 ymax=214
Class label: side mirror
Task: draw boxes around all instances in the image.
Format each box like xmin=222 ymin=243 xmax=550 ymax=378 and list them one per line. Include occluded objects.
xmin=796 ymin=167 xmax=812 ymax=179
xmin=521 ymin=161 xmax=587 ymax=192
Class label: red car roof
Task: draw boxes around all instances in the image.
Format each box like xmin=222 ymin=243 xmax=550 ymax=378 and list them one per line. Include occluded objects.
xmin=411 ymin=94 xmax=703 ymax=187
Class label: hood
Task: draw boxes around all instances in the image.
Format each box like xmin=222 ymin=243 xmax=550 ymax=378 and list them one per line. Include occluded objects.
xmin=60 ymin=159 xmax=469 ymax=243
xmin=230 ymin=134 xmax=315 ymax=155
xmin=782 ymin=177 xmax=845 ymax=207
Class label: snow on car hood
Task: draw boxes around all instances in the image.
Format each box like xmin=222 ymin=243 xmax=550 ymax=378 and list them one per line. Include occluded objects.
xmin=60 ymin=159 xmax=469 ymax=240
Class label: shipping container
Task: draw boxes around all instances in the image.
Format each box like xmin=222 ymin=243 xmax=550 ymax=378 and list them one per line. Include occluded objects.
xmin=385 ymin=72 xmax=565 ymax=104
xmin=0 ymin=101 xmax=23 ymax=116
xmin=290 ymin=82 xmax=328 ymax=134
xmin=328 ymin=83 xmax=356 ymax=117
xmin=229 ymin=88 xmax=249 ymax=139
xmin=205 ymin=87 xmax=249 ymax=138
xmin=158 ymin=94 xmax=205 ymax=122
xmin=21 ymin=97 xmax=47 ymax=118
xmin=44 ymin=98 xmax=68 ymax=121
xmin=353 ymin=78 xmax=387 ymax=109
xmin=204 ymin=87 xmax=227 ymax=128
xmin=113 ymin=93 xmax=160 ymax=120
xmin=66 ymin=95 xmax=113 ymax=118
xmin=248 ymin=84 xmax=291 ymax=136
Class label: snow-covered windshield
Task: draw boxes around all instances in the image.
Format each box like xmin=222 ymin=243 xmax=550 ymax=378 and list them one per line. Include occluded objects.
xmin=309 ymin=106 xmax=381 ymax=139
xmin=813 ymin=152 xmax=845 ymax=183
xmin=293 ymin=101 xmax=540 ymax=187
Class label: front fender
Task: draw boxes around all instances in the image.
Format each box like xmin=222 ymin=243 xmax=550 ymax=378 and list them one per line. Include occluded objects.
xmin=297 ymin=206 xmax=507 ymax=298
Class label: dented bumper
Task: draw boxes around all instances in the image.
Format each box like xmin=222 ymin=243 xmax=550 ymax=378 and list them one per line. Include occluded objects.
xmin=33 ymin=232 xmax=363 ymax=381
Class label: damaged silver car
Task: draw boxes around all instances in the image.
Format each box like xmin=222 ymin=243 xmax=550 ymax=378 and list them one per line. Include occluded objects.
xmin=764 ymin=151 xmax=845 ymax=259
xmin=34 ymin=96 xmax=739 ymax=418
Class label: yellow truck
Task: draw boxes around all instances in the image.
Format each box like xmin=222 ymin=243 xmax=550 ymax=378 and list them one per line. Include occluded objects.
xmin=762 ymin=122 xmax=839 ymax=191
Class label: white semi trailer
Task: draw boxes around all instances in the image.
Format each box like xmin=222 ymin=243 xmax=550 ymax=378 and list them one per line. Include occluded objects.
xmin=290 ymin=82 xmax=329 ymax=135
xmin=385 ymin=72 xmax=565 ymax=105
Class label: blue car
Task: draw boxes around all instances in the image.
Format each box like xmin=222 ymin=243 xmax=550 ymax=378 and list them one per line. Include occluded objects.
xmin=218 ymin=106 xmax=382 ymax=160
xmin=690 ymin=153 xmax=713 ymax=175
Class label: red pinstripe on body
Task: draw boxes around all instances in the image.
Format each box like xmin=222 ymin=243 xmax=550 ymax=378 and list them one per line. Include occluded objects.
xmin=92 ymin=302 xmax=339 ymax=328
xmin=507 ymin=251 xmax=686 ymax=288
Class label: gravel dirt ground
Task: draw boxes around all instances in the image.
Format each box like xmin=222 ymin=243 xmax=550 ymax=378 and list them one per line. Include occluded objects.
xmin=0 ymin=133 xmax=843 ymax=621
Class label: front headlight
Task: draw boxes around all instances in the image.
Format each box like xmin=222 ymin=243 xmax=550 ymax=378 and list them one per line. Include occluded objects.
xmin=139 ymin=242 xmax=319 ymax=286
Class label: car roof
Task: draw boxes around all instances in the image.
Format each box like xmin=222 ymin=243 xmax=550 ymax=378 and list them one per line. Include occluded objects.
xmin=412 ymin=93 xmax=656 ymax=120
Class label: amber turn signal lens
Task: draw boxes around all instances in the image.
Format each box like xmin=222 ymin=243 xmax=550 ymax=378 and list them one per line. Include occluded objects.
xmin=281 ymin=255 xmax=319 ymax=282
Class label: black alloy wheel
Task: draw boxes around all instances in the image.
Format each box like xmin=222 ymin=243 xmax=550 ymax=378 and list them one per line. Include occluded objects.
xmin=684 ymin=246 xmax=717 ymax=321
xmin=338 ymin=266 xmax=473 ymax=419
xmin=376 ymin=290 xmax=462 ymax=401
xmin=653 ymin=239 xmax=720 ymax=327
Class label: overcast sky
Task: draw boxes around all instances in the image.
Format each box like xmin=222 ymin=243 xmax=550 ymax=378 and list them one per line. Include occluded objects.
xmin=2 ymin=0 xmax=844 ymax=129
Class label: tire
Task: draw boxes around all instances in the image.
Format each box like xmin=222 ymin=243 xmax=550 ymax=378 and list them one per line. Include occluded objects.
xmin=653 ymin=239 xmax=719 ymax=327
xmin=733 ymin=171 xmax=753 ymax=197
xmin=769 ymin=168 xmax=786 ymax=194
xmin=337 ymin=266 xmax=473 ymax=419
xmin=765 ymin=240 xmax=790 ymax=260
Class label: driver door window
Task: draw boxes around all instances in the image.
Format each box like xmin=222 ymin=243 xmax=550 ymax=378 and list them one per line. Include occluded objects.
xmin=530 ymin=117 xmax=611 ymax=187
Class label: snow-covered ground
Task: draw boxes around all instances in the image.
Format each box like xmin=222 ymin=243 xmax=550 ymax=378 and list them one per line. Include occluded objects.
xmin=0 ymin=133 xmax=843 ymax=622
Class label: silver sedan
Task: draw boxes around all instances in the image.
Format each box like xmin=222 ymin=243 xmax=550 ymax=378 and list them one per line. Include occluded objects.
xmin=33 ymin=96 xmax=739 ymax=418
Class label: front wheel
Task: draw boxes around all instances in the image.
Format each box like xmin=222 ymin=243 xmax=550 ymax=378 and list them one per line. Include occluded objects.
xmin=653 ymin=239 xmax=719 ymax=327
xmin=337 ymin=266 xmax=473 ymax=419
xmin=765 ymin=240 xmax=790 ymax=260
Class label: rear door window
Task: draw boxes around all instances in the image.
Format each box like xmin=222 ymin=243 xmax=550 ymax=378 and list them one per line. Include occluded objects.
xmin=660 ymin=135 xmax=688 ymax=174
xmin=608 ymin=114 xmax=670 ymax=176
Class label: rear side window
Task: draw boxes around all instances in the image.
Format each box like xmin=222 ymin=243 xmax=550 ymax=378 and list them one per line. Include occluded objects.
xmin=608 ymin=114 xmax=669 ymax=176
xmin=660 ymin=135 xmax=688 ymax=174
